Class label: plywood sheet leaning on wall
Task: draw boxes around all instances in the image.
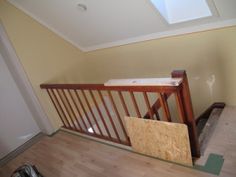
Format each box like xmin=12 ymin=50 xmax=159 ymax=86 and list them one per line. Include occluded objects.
xmin=124 ymin=116 xmax=193 ymax=166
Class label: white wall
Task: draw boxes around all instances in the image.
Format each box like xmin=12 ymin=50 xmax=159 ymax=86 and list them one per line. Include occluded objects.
xmin=0 ymin=52 xmax=40 ymax=159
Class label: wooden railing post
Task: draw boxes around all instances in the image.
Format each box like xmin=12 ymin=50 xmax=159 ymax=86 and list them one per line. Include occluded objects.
xmin=171 ymin=70 xmax=200 ymax=158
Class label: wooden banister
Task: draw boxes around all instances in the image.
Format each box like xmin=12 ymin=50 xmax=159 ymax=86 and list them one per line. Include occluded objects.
xmin=40 ymin=70 xmax=200 ymax=157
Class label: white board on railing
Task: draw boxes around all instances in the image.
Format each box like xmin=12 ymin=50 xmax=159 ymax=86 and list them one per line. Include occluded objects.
xmin=104 ymin=78 xmax=182 ymax=87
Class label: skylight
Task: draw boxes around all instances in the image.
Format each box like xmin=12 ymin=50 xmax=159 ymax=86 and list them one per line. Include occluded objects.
xmin=150 ymin=0 xmax=212 ymax=24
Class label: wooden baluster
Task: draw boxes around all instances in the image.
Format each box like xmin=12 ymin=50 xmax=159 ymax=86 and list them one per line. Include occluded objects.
xmin=89 ymin=90 xmax=112 ymax=139
xmin=175 ymin=90 xmax=186 ymax=123
xmin=60 ymin=89 xmax=80 ymax=131
xmin=74 ymin=90 xmax=96 ymax=134
xmin=118 ymin=91 xmax=130 ymax=116
xmin=54 ymin=89 xmax=72 ymax=129
xmin=98 ymin=90 xmax=121 ymax=143
xmin=62 ymin=89 xmax=83 ymax=132
xmin=81 ymin=90 xmax=103 ymax=136
xmin=172 ymin=70 xmax=200 ymax=157
xmin=108 ymin=91 xmax=130 ymax=143
xmin=47 ymin=89 xmax=67 ymax=127
xmin=158 ymin=93 xmax=171 ymax=122
xmin=68 ymin=90 xmax=87 ymax=131
xmin=143 ymin=92 xmax=154 ymax=120
xmin=143 ymin=93 xmax=173 ymax=120
xmin=129 ymin=91 xmax=141 ymax=118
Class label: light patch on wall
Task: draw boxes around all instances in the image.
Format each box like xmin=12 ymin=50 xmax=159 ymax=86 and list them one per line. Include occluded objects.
xmin=150 ymin=0 xmax=212 ymax=24
xmin=206 ymin=74 xmax=216 ymax=100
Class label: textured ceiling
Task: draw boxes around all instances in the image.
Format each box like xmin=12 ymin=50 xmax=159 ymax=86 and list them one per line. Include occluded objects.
xmin=8 ymin=0 xmax=236 ymax=51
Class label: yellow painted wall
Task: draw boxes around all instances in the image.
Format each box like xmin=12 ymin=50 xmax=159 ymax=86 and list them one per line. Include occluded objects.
xmin=215 ymin=27 xmax=236 ymax=106
xmin=0 ymin=0 xmax=235 ymax=131
xmin=0 ymin=0 xmax=86 ymax=130
xmin=83 ymin=27 xmax=236 ymax=116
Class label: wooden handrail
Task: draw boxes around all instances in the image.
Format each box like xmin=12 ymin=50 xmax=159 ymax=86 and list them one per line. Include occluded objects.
xmin=40 ymin=83 xmax=179 ymax=93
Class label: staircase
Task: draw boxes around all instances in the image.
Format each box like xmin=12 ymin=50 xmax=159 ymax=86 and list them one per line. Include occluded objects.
xmin=196 ymin=103 xmax=225 ymax=155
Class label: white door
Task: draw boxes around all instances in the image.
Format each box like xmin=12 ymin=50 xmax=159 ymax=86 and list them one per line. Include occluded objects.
xmin=0 ymin=52 xmax=40 ymax=159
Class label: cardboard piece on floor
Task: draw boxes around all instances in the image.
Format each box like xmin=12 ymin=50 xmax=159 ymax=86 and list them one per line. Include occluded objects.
xmin=124 ymin=116 xmax=193 ymax=166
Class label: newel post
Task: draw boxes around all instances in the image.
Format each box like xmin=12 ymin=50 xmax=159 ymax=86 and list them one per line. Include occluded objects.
xmin=171 ymin=70 xmax=200 ymax=158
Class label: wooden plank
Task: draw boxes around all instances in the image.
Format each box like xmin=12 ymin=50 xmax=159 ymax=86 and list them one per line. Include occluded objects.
xmin=104 ymin=78 xmax=182 ymax=86
xmin=124 ymin=116 xmax=193 ymax=166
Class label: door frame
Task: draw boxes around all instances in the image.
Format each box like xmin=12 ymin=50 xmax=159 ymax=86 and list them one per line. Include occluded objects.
xmin=0 ymin=23 xmax=54 ymax=134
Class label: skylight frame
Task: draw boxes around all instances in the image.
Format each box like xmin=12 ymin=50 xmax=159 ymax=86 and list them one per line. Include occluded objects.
xmin=150 ymin=0 xmax=214 ymax=24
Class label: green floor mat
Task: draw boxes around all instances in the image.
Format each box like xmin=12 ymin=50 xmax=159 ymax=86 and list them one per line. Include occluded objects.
xmin=194 ymin=153 xmax=224 ymax=175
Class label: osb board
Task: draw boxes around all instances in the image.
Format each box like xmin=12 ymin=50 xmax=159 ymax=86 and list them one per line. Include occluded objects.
xmin=124 ymin=116 xmax=193 ymax=166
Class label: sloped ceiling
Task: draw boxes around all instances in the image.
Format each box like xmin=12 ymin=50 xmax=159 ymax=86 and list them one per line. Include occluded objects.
xmin=8 ymin=0 xmax=236 ymax=51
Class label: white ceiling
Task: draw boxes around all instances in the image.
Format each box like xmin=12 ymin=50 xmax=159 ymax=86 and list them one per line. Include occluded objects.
xmin=8 ymin=0 xmax=236 ymax=51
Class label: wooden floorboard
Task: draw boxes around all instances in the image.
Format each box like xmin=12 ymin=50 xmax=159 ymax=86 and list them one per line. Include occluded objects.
xmin=1 ymin=106 xmax=236 ymax=177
